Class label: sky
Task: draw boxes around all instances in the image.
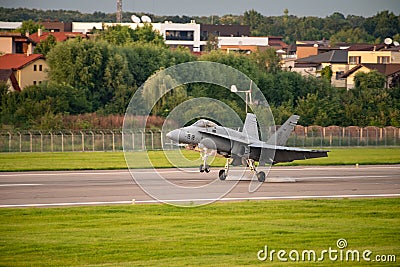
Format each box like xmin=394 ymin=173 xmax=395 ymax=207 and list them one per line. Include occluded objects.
xmin=0 ymin=0 xmax=399 ymax=17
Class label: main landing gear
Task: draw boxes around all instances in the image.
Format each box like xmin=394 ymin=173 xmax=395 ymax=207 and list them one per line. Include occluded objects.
xmin=247 ymin=158 xmax=266 ymax=182
xmin=218 ymin=158 xmax=230 ymax=180
xmin=199 ymin=148 xmax=265 ymax=182
xmin=199 ymin=148 xmax=212 ymax=173
xmin=218 ymin=158 xmax=265 ymax=182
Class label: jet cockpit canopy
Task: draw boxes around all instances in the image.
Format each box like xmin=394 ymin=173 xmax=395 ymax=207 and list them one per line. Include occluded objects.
xmin=192 ymin=119 xmax=217 ymax=128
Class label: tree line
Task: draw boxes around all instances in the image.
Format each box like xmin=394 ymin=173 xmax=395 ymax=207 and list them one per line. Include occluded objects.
xmin=0 ymin=24 xmax=399 ymax=130
xmin=1 ymin=7 xmax=399 ymax=44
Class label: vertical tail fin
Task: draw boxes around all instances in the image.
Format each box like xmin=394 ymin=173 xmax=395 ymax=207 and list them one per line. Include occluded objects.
xmin=242 ymin=113 xmax=259 ymax=140
xmin=267 ymin=115 xmax=299 ymax=146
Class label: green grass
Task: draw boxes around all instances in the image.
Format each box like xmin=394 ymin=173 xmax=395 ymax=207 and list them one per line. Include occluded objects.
xmin=0 ymin=148 xmax=399 ymax=172
xmin=0 ymin=199 xmax=399 ymax=266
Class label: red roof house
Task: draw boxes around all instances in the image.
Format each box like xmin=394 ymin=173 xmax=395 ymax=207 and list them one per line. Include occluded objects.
xmin=30 ymin=31 xmax=86 ymax=43
xmin=0 ymin=53 xmax=47 ymax=90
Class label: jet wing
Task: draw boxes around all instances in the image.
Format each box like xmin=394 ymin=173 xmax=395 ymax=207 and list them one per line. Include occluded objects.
xmin=197 ymin=129 xmax=328 ymax=164
xmin=249 ymin=143 xmax=329 ymax=164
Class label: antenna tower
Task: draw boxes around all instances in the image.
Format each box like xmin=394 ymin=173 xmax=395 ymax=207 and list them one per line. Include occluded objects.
xmin=116 ymin=0 xmax=122 ymax=23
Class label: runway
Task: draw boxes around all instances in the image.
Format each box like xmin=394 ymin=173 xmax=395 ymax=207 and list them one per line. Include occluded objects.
xmin=0 ymin=165 xmax=399 ymax=207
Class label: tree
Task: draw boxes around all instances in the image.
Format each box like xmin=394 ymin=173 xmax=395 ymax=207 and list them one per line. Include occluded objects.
xmin=205 ymin=33 xmax=219 ymax=52
xmin=34 ymin=34 xmax=57 ymax=56
xmin=132 ymin=23 xmax=165 ymax=46
xmin=243 ymin=9 xmax=266 ymax=36
xmin=363 ymin=11 xmax=399 ymax=40
xmin=321 ymin=66 xmax=333 ymax=83
xmin=97 ymin=24 xmax=135 ymax=45
xmin=354 ymin=70 xmax=385 ymax=90
xmin=250 ymin=48 xmax=281 ymax=74
xmin=15 ymin=20 xmax=44 ymax=35
xmin=330 ymin=28 xmax=375 ymax=45
xmin=97 ymin=23 xmax=165 ymax=47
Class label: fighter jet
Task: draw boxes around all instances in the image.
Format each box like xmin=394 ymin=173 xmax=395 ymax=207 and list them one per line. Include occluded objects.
xmin=166 ymin=113 xmax=328 ymax=182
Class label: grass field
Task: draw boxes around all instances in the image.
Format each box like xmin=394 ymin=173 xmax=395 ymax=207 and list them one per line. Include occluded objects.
xmin=0 ymin=147 xmax=399 ymax=172
xmin=0 ymin=198 xmax=398 ymax=266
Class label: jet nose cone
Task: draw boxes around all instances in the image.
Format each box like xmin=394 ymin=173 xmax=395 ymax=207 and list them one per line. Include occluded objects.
xmin=166 ymin=129 xmax=179 ymax=142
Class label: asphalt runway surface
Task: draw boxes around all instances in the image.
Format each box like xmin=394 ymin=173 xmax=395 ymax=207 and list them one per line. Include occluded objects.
xmin=0 ymin=165 xmax=399 ymax=207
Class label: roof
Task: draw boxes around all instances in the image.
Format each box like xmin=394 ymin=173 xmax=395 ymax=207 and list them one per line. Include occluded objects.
xmin=296 ymin=50 xmax=348 ymax=64
xmin=293 ymin=63 xmax=319 ymax=68
xmin=0 ymin=69 xmax=13 ymax=81
xmin=0 ymin=21 xmax=22 ymax=30
xmin=0 ymin=69 xmax=21 ymax=91
xmin=30 ymin=31 xmax=86 ymax=43
xmin=268 ymin=40 xmax=288 ymax=49
xmin=341 ymin=63 xmax=400 ymax=78
xmin=296 ymin=39 xmax=330 ymax=47
xmin=347 ymin=43 xmax=385 ymax=51
xmin=383 ymin=46 xmax=400 ymax=51
xmin=0 ymin=32 xmax=26 ymax=37
xmin=0 ymin=32 xmax=34 ymax=43
xmin=0 ymin=54 xmax=45 ymax=70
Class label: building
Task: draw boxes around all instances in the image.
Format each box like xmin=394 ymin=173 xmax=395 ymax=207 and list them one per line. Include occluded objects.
xmin=268 ymin=36 xmax=288 ymax=51
xmin=294 ymin=39 xmax=331 ymax=59
xmin=347 ymin=44 xmax=400 ymax=67
xmin=29 ymin=30 xmax=86 ymax=46
xmin=338 ymin=44 xmax=400 ymax=89
xmin=341 ymin=63 xmax=400 ymax=89
xmin=158 ymin=21 xmax=201 ymax=51
xmin=0 ymin=54 xmax=47 ymax=90
xmin=0 ymin=32 xmax=34 ymax=54
xmin=0 ymin=21 xmax=22 ymax=32
xmin=217 ymin=36 xmax=269 ymax=53
xmin=292 ymin=50 xmax=348 ymax=87
xmin=200 ymin=24 xmax=250 ymax=40
xmin=71 ymin=21 xmax=202 ymax=51
xmin=72 ymin=22 xmax=103 ymax=33
xmin=40 ymin=21 xmax=73 ymax=32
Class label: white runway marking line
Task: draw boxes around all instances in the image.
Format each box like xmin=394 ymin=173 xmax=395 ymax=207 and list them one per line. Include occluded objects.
xmin=0 ymin=171 xmax=130 ymax=177
xmin=0 ymin=184 xmax=43 ymax=187
xmin=296 ymin=175 xmax=389 ymax=180
xmin=0 ymin=164 xmax=398 ymax=177
xmin=1 ymin=193 xmax=400 ymax=208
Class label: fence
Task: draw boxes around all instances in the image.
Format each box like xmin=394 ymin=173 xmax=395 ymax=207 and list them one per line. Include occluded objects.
xmin=0 ymin=126 xmax=399 ymax=153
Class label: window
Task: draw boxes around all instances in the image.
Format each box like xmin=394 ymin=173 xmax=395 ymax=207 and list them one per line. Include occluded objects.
xmin=201 ymin=31 xmax=208 ymax=41
xmin=39 ymin=65 xmax=43 ymax=71
xmin=33 ymin=81 xmax=37 ymax=85
xmin=349 ymin=56 xmax=361 ymax=64
xmin=165 ymin=30 xmax=194 ymax=41
xmin=15 ymin=42 xmax=23 ymax=53
xmin=38 ymin=81 xmax=42 ymax=84
xmin=336 ymin=71 xmax=345 ymax=80
xmin=33 ymin=65 xmax=37 ymax=71
xmin=377 ymin=56 xmax=390 ymax=64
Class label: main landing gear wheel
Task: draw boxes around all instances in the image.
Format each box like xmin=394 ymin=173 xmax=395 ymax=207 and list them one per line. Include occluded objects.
xmin=199 ymin=164 xmax=210 ymax=173
xmin=256 ymin=171 xmax=266 ymax=182
xmin=219 ymin=170 xmax=227 ymax=180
